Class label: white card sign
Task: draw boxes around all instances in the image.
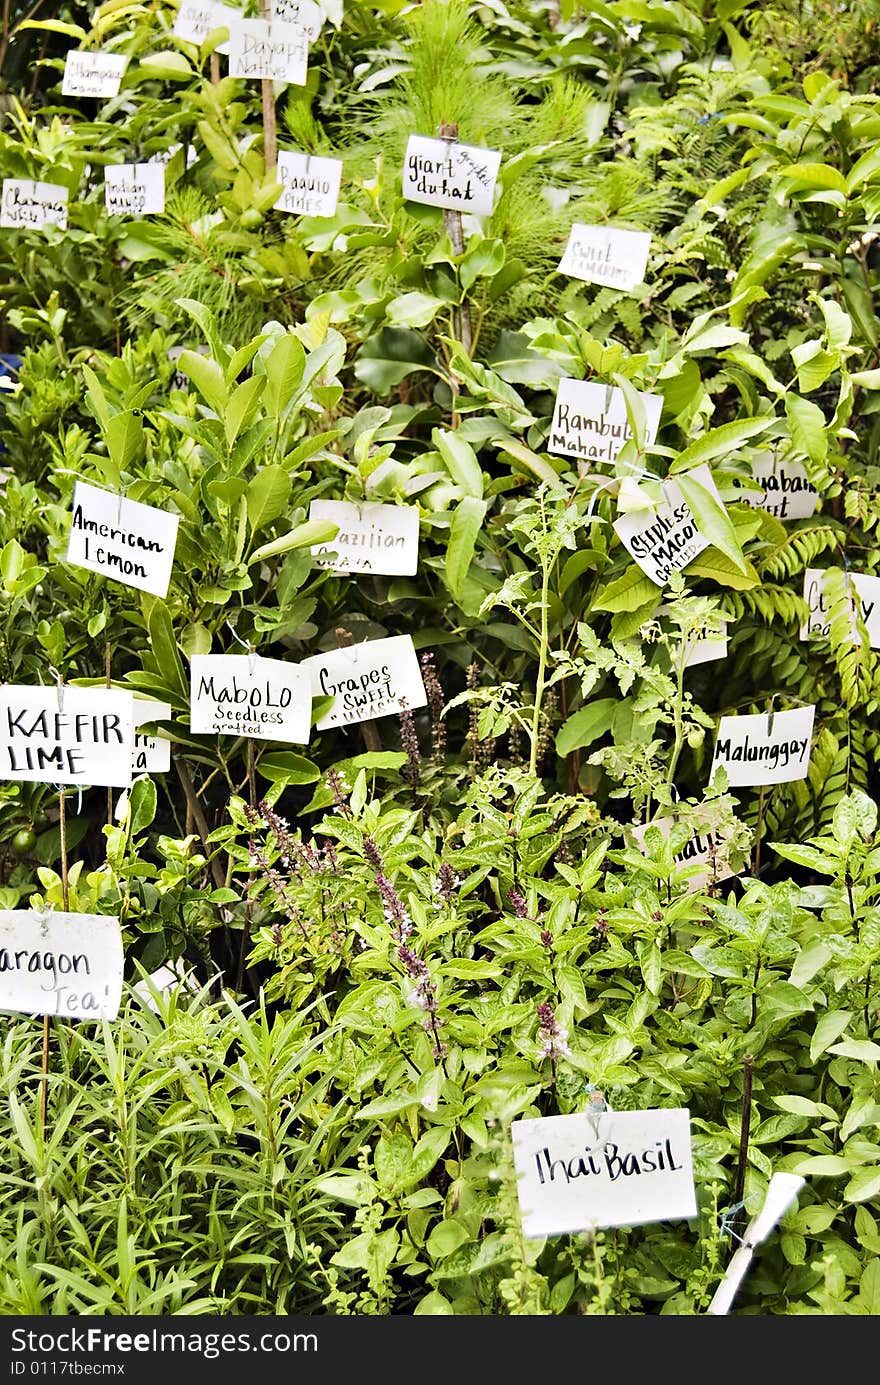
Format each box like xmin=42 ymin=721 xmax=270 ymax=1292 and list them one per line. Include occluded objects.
xmin=190 ymin=654 xmax=311 ymax=743
xmin=629 ymin=817 xmax=735 ymax=892
xmin=711 ymin=706 xmax=815 ymax=787
xmin=801 ymin=568 xmax=880 ymax=647
xmin=736 ymin=455 xmax=818 ymax=521
xmin=105 ymin=163 xmax=165 ymax=217
xmin=173 ymin=0 xmax=240 ymax=52
xmin=558 ymin=224 xmax=651 ymax=291
xmin=402 ymin=135 xmax=501 ymax=216
xmin=0 ymin=686 xmax=134 ymax=787
xmin=308 ymin=500 xmax=419 ymax=575
xmin=270 ymin=0 xmax=323 ymax=40
xmin=228 ymin=20 xmax=308 ymax=83
xmin=61 ymin=51 xmax=128 ymax=98
xmin=511 ymin=1108 xmax=696 ymax=1238
xmin=549 ymin=378 xmax=663 ymax=465
xmin=0 ymin=910 xmax=123 ymax=1020
xmin=683 ymin=619 xmax=729 ymax=668
xmin=275 ymin=151 xmax=342 ymax=217
xmin=132 ymin=699 xmax=171 ymax=775
xmin=1 ymin=180 xmax=68 ymax=231
xmin=301 ymin=635 xmax=427 ymax=730
xmin=66 ymin=481 xmax=180 ymax=599
xmin=613 ymin=464 xmax=721 ymax=586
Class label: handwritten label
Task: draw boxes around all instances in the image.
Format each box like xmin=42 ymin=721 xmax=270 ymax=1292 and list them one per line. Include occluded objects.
xmin=105 ymin=163 xmax=165 ymax=217
xmin=308 ymin=500 xmax=419 ymax=575
xmin=132 ymin=699 xmax=171 ymax=775
xmin=0 ymin=911 xmax=123 ymax=1020
xmin=1 ymin=180 xmax=68 ymax=231
xmin=275 ymin=151 xmax=342 ymax=217
xmin=711 ymin=707 xmax=815 ymax=787
xmin=173 ymin=0 xmax=241 ymax=52
xmin=629 ymin=817 xmax=735 ymax=892
xmin=511 ymin=1108 xmax=696 ymax=1238
xmin=735 ymin=454 xmax=818 ymax=521
xmin=801 ymin=568 xmax=880 ymax=647
xmin=66 ymin=481 xmax=180 ymax=599
xmin=301 ymin=635 xmax=427 ymax=730
xmin=0 ymin=686 xmax=134 ymax=787
xmin=148 ymin=143 xmax=198 ymax=170
xmin=190 ymin=654 xmax=311 ymax=743
xmin=61 ymin=51 xmax=128 ymax=98
xmin=558 ymin=224 xmax=651 ymax=291
xmin=613 ymin=464 xmax=720 ymax=586
xmin=402 ymin=134 xmax=501 ymax=216
xmin=270 ymin=0 xmax=323 ymax=39
xmin=549 ymin=379 xmax=662 ymax=465
xmin=228 ymin=19 xmax=308 ymax=82
xmin=683 ymin=618 xmax=728 ymax=668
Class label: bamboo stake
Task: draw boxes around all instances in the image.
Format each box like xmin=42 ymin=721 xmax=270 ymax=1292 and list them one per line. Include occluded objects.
xmin=259 ymin=0 xmax=277 ymax=174
xmin=438 ymin=121 xmax=473 ymax=358
xmin=734 ymin=1052 xmax=754 ymax=1208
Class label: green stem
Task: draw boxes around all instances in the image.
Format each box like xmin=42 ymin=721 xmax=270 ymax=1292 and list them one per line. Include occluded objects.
xmin=528 ymin=555 xmax=551 ymax=777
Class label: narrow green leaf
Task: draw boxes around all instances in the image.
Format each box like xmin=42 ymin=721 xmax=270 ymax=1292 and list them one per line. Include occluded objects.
xmin=249 ymin=519 xmax=338 ymax=566
xmin=669 ymin=417 xmax=773 ymax=473
xmin=445 ymin=496 xmax=487 ymax=600
xmin=246 ymin=465 xmax=291 ymax=533
xmin=676 ymin=472 xmax=746 ymax=573
xmin=433 ymin=429 xmax=484 ymax=498
xmin=555 ymin=698 xmax=616 ymax=756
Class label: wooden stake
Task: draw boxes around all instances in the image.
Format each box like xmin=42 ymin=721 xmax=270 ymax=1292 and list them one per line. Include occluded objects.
xmin=40 ymin=783 xmax=69 ymax=1132
xmin=734 ymin=1052 xmax=754 ymax=1207
xmin=259 ymin=0 xmax=277 ymax=174
xmin=335 ymin=628 xmax=381 ymax=752
xmin=210 ymin=52 xmax=221 ymax=86
xmin=438 ymin=122 xmax=473 ymax=359
xmin=105 ymin=639 xmax=114 ymax=829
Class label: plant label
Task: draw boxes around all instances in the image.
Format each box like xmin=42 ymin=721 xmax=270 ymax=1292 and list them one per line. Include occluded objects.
xmin=1 ymin=180 xmax=68 ymax=231
xmin=105 ymin=163 xmax=165 ymax=217
xmin=132 ymin=699 xmax=171 ymax=775
xmin=708 ymin=1173 xmax=805 ymax=1315
xmin=228 ymin=19 xmax=308 ymax=83
xmin=0 ymin=910 xmax=124 ymax=1020
xmin=270 ymin=0 xmax=323 ymax=40
xmin=549 ymin=378 xmax=662 ymax=465
xmin=683 ymin=618 xmax=728 ymax=668
xmin=511 ymin=1107 xmax=696 ymax=1238
xmin=801 ymin=568 xmax=880 ymax=647
xmin=66 ymin=480 xmax=180 ymax=599
xmin=173 ymin=0 xmax=240 ymax=52
xmin=302 ymin=635 xmax=427 ymax=730
xmin=402 ymin=134 xmax=501 ymax=216
xmin=275 ymin=151 xmax=342 ymax=217
xmin=148 ymin=143 xmax=198 ymax=170
xmin=308 ymin=500 xmax=419 ymax=575
xmin=558 ymin=224 xmax=651 ymax=291
xmin=734 ymin=454 xmax=818 ymax=521
xmin=628 ymin=817 xmax=735 ymax=892
xmin=190 ymin=654 xmax=312 ymax=743
xmin=711 ymin=706 xmax=815 ymax=787
xmin=614 ymin=464 xmax=720 ymax=586
xmin=61 ymin=51 xmax=128 ymax=98
xmin=0 ymin=685 xmax=134 ymax=787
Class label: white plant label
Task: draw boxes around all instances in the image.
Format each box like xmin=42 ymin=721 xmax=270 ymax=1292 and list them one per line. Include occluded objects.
xmin=683 ymin=618 xmax=729 ymax=668
xmin=301 ymin=635 xmax=427 ymax=730
xmin=801 ymin=568 xmax=880 ymax=648
xmin=0 ymin=911 xmax=123 ymax=1020
xmin=711 ymin=706 xmax=815 ymax=787
xmin=629 ymin=817 xmax=735 ymax=892
xmin=0 ymin=686 xmax=134 ymax=787
xmin=132 ymin=699 xmax=171 ymax=775
xmin=173 ymin=0 xmax=240 ymax=52
xmin=613 ymin=464 xmax=720 ymax=586
xmin=402 ymin=134 xmax=501 ymax=216
xmin=66 ymin=481 xmax=180 ymax=599
xmin=708 ymin=1174 xmax=805 ymax=1316
xmin=308 ymin=500 xmax=419 ymax=575
xmin=190 ymin=654 xmax=311 ymax=743
xmin=61 ymin=51 xmax=128 ymax=98
xmin=270 ymin=0 xmax=323 ymax=40
xmin=275 ymin=151 xmax=342 ymax=217
xmin=737 ymin=455 xmax=818 ymax=521
xmin=228 ymin=19 xmax=308 ymax=83
xmin=549 ymin=378 xmax=662 ymax=465
xmin=558 ymin=224 xmax=651 ymax=291
xmin=105 ymin=163 xmax=165 ymax=217
xmin=1 ymin=180 xmax=68 ymax=231
xmin=511 ymin=1108 xmax=696 ymax=1238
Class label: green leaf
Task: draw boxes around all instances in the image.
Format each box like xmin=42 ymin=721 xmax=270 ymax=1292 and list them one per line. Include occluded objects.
xmin=686 ymin=547 xmax=759 ymax=590
xmin=612 ymin=372 xmax=648 ymax=451
xmin=676 ymin=472 xmax=746 ymax=573
xmin=593 ymin=565 xmax=661 ymax=613
xmin=433 ymin=428 xmax=484 ymax=498
xmin=459 ymin=238 xmax=505 ymax=293
xmin=128 ymin=778 xmax=157 ymax=836
xmin=105 ymin=411 xmax=145 ymax=482
xmin=498 ymin=439 xmax=561 ymax=485
xmin=354 ymin=328 xmax=439 ymax=393
xmin=810 ymin=1010 xmax=853 ymax=1063
xmin=147 ymin=604 xmax=187 ymax=701
xmin=445 ymin=497 xmax=486 ymax=601
xmin=555 ymin=698 xmax=616 ymax=756
xmin=16 ymin=19 xmax=87 ymax=37
xmin=224 ymin=375 xmax=265 ymax=448
xmin=179 ymin=350 xmax=227 ymax=416
xmin=386 ymin=292 xmax=445 ymax=328
xmin=249 ymin=519 xmax=338 ymax=566
xmin=246 ymin=466 xmax=291 ymax=533
xmin=785 ymin=393 xmax=828 ymax=464
xmin=263 ymin=332 xmax=306 ymax=421
xmin=255 ymin=752 xmax=320 ymax=784
xmin=845 ymin=1168 xmax=880 ymax=1204
xmin=138 ymin=51 xmax=194 ymax=80
xmin=777 ymin=162 xmax=848 ymax=194
xmin=669 ymin=417 xmax=773 ymax=473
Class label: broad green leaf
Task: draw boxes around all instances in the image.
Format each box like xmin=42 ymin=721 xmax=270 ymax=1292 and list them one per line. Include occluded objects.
xmin=593 ymin=565 xmax=661 ymax=612
xmin=777 ymin=162 xmax=847 ymax=193
xmin=612 ymin=371 xmax=648 ymax=451
xmin=256 ymin=752 xmax=321 ymax=784
xmin=386 ymin=292 xmax=445 ymax=328
xmin=810 ymin=1010 xmax=853 ymax=1063
xmin=555 ymin=698 xmax=616 ymax=756
xmin=676 ymin=472 xmax=746 ymax=573
xmin=246 ymin=466 xmax=291 ymax=533
xmin=433 ymin=428 xmax=484 ymax=498
xmin=785 ymin=392 xmax=828 ymax=464
xmin=354 ymin=328 xmax=439 ymax=393
xmin=686 ymin=547 xmax=759 ymax=589
xmin=179 ymin=350 xmax=227 ymax=416
xmin=105 ymin=410 xmax=145 ymax=480
xmin=445 ymin=496 xmax=487 ymax=600
xmin=459 ymin=238 xmax=505 ymax=293
xmin=263 ymin=332 xmax=306 ymax=421
xmin=138 ymin=51 xmax=194 ymax=80
xmin=846 ymin=144 xmax=880 ymax=193
xmin=225 ymin=375 xmax=265 ymax=448
xmin=845 ymin=1168 xmax=880 ymax=1204
xmin=82 ymin=365 xmax=112 ymax=430
xmin=249 ymin=519 xmax=338 ymax=566
xmin=669 ymin=417 xmax=772 ymax=473
xmin=498 ymin=439 xmax=561 ymax=485
xmin=128 ymin=778 xmax=157 ymax=837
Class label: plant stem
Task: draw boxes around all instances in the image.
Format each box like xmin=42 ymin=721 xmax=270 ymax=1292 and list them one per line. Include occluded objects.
xmin=173 ymin=753 xmax=226 ymax=891
xmin=528 ymin=557 xmax=551 ymax=777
